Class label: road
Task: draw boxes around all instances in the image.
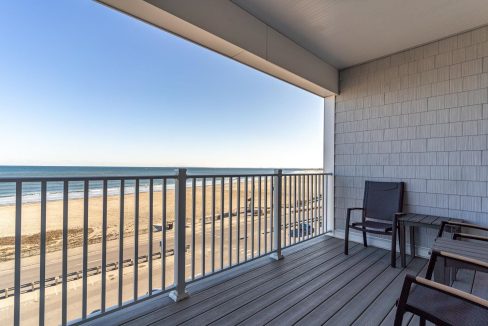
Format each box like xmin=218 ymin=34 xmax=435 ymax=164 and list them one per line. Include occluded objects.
xmin=0 ymin=216 xmax=286 ymax=326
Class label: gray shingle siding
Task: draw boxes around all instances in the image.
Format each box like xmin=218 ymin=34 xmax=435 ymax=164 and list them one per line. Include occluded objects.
xmin=335 ymin=25 xmax=488 ymax=247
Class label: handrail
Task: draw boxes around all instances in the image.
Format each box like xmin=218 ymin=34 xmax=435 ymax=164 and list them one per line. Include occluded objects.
xmin=0 ymin=172 xmax=332 ymax=183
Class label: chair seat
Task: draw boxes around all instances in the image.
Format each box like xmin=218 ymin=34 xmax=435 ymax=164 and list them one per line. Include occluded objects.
xmin=407 ymin=284 xmax=488 ymax=325
xmin=351 ymin=220 xmax=392 ymax=233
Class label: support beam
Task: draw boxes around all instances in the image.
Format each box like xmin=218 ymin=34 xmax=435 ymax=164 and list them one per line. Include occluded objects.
xmin=324 ymin=96 xmax=335 ymax=232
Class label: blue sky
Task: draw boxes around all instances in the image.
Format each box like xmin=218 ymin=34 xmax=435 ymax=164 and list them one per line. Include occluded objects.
xmin=0 ymin=0 xmax=324 ymax=168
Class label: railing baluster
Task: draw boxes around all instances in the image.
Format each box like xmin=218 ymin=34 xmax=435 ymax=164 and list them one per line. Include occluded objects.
xmin=14 ymin=182 xmax=22 ymax=326
xmin=319 ymin=174 xmax=323 ymax=233
xmin=244 ymin=176 xmax=248 ymax=261
xmin=228 ymin=177 xmax=233 ymax=266
xmin=293 ymin=175 xmax=297 ymax=244
xmin=264 ymin=176 xmax=268 ymax=253
xmin=316 ymin=175 xmax=320 ymax=235
xmin=325 ymin=175 xmax=328 ymax=233
xmin=236 ymin=177 xmax=240 ymax=263
xmin=284 ymin=176 xmax=288 ymax=247
xmin=191 ymin=178 xmax=196 ymax=280
xmin=82 ymin=180 xmax=89 ymax=319
xmin=101 ymin=180 xmax=108 ymax=312
xmin=271 ymin=170 xmax=283 ymax=260
xmin=318 ymin=175 xmax=321 ymax=234
xmin=211 ymin=177 xmax=216 ymax=273
xmin=62 ymin=180 xmax=68 ymax=326
xmin=169 ymin=169 xmax=188 ymax=302
xmin=134 ymin=179 xmax=139 ymax=301
xmin=307 ymin=175 xmax=311 ymax=239
xmin=39 ymin=181 xmax=47 ymax=326
xmin=311 ymin=175 xmax=314 ymax=237
xmin=307 ymin=175 xmax=310 ymax=239
xmin=161 ymin=179 xmax=166 ymax=290
xmin=258 ymin=176 xmax=261 ymax=256
xmin=321 ymin=175 xmax=324 ymax=234
xmin=302 ymin=175 xmax=305 ymax=241
xmin=118 ymin=180 xmax=125 ymax=306
xmin=201 ymin=178 xmax=206 ymax=276
xmin=288 ymin=176 xmax=292 ymax=246
xmin=281 ymin=176 xmax=285 ymax=248
xmin=220 ymin=177 xmax=224 ymax=270
xmin=251 ymin=177 xmax=255 ymax=258
xmin=270 ymin=176 xmax=273 ymax=250
xmin=148 ymin=179 xmax=154 ymax=295
xmin=313 ymin=175 xmax=316 ymax=236
xmin=298 ymin=175 xmax=302 ymax=243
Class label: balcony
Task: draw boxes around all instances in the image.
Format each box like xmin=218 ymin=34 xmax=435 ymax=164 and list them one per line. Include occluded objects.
xmin=1 ymin=170 xmax=486 ymax=325
xmin=2 ymin=0 xmax=488 ymax=325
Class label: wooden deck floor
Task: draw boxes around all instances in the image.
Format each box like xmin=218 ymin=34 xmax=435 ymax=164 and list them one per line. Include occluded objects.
xmin=86 ymin=236 xmax=487 ymax=326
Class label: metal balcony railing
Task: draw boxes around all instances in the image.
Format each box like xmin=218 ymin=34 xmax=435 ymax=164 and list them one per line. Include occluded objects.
xmin=0 ymin=169 xmax=332 ymax=325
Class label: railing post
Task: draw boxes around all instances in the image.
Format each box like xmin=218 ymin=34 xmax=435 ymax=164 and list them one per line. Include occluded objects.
xmin=169 ymin=168 xmax=189 ymax=302
xmin=270 ymin=170 xmax=284 ymax=260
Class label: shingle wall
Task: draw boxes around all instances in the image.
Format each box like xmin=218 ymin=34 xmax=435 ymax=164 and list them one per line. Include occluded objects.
xmin=335 ymin=25 xmax=488 ymax=247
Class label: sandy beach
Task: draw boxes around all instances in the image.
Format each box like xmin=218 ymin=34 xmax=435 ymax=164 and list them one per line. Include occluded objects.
xmin=0 ymin=179 xmax=284 ymax=261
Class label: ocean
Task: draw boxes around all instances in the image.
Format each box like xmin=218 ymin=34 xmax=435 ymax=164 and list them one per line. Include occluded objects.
xmin=0 ymin=166 xmax=318 ymax=205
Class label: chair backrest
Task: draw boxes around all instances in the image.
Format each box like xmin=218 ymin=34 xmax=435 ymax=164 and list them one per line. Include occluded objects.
xmin=363 ymin=181 xmax=404 ymax=221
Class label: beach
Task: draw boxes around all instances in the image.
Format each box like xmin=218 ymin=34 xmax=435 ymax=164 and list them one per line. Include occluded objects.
xmin=0 ymin=180 xmax=279 ymax=261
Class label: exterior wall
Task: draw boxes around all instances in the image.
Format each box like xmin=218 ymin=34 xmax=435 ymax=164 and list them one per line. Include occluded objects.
xmin=335 ymin=25 xmax=488 ymax=249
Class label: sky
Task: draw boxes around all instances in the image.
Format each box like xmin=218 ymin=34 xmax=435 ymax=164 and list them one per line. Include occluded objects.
xmin=0 ymin=0 xmax=324 ymax=169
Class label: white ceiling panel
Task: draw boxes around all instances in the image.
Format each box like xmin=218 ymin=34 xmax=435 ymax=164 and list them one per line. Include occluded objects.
xmin=233 ymin=0 xmax=488 ymax=68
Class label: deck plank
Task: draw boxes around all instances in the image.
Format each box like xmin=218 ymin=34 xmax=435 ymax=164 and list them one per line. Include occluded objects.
xmin=89 ymin=236 xmax=337 ymax=326
xmin=324 ymin=257 xmax=426 ymax=326
xmin=235 ymin=246 xmax=379 ymax=326
xmin=296 ymin=253 xmax=395 ymax=325
xmin=266 ymin=249 xmax=387 ymax=326
xmin=82 ymin=236 xmax=474 ymax=326
xmin=204 ymin=244 xmax=366 ymax=326
xmin=352 ymin=256 xmax=428 ymax=326
xmin=154 ymin=241 xmax=356 ymax=325
xmin=125 ymin=237 xmax=345 ymax=325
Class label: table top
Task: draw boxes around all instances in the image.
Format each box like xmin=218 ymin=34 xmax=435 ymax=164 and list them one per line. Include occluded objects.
xmin=433 ymin=237 xmax=488 ymax=263
xmin=398 ymin=213 xmax=463 ymax=227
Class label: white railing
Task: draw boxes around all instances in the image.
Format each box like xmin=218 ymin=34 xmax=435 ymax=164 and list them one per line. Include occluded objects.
xmin=0 ymin=169 xmax=332 ymax=325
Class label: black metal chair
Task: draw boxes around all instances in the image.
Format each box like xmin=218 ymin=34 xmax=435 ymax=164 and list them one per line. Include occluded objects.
xmin=344 ymin=181 xmax=404 ymax=267
xmin=431 ymin=221 xmax=488 ymax=284
xmin=394 ymin=251 xmax=488 ymax=325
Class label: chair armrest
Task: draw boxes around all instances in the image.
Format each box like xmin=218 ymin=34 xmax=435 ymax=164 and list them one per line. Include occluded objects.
xmin=432 ymin=249 xmax=488 ymax=270
xmin=453 ymin=233 xmax=488 ymax=242
xmin=438 ymin=221 xmax=488 ymax=237
xmin=346 ymin=208 xmax=364 ymax=226
xmin=347 ymin=207 xmax=364 ymax=212
xmin=414 ymin=276 xmax=488 ymax=309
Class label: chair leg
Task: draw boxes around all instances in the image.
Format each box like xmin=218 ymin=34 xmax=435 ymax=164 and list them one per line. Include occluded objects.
xmin=399 ymin=223 xmax=406 ymax=268
xmin=393 ymin=307 xmax=405 ymax=326
xmin=409 ymin=226 xmax=415 ymax=259
xmin=433 ymin=257 xmax=447 ymax=284
xmin=426 ymin=252 xmax=437 ymax=280
xmin=344 ymin=224 xmax=350 ymax=255
xmin=391 ymin=219 xmax=398 ymax=268
xmin=362 ymin=229 xmax=368 ymax=247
